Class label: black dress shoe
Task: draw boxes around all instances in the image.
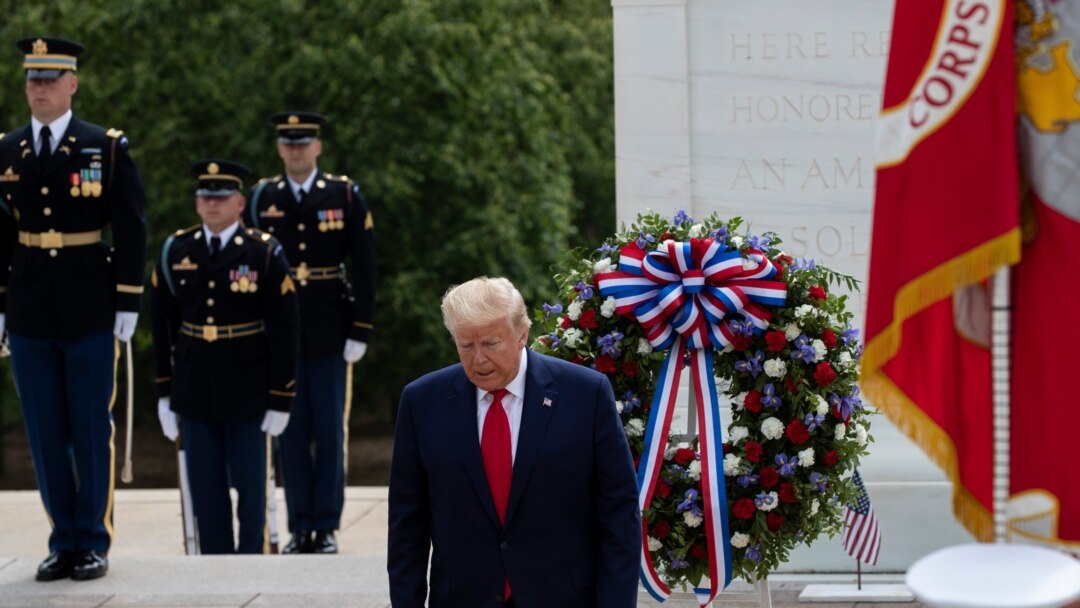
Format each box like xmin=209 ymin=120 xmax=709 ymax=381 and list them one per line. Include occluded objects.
xmin=36 ymin=551 xmax=74 ymax=582
xmin=71 ymin=550 xmax=108 ymax=581
xmin=312 ymin=530 xmax=338 ymax=554
xmin=282 ymin=530 xmax=313 ymax=554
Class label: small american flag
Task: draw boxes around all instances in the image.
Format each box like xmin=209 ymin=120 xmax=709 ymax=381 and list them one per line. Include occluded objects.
xmin=842 ymin=469 xmax=881 ymax=565
xmin=543 ymin=397 xmax=552 ymax=407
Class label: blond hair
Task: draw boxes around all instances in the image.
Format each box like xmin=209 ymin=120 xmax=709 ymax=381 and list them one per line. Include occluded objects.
xmin=441 ymin=277 xmax=532 ymax=337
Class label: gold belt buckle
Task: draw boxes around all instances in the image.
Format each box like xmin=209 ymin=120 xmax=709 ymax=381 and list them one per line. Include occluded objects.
xmin=203 ymin=325 xmax=219 ymax=343
xmin=39 ymin=231 xmax=64 ymax=249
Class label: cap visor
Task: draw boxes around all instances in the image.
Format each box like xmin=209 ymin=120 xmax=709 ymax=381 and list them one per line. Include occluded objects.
xmin=196 ymin=188 xmax=239 ymax=198
xmin=277 ymin=136 xmax=317 ymax=145
xmin=26 ymin=69 xmax=63 ymax=80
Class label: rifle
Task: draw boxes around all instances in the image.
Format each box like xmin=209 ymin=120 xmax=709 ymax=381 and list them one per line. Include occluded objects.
xmin=176 ymin=434 xmax=198 ymax=555
xmin=266 ymin=436 xmax=280 ymax=553
xmin=120 ymin=340 xmax=135 ymax=483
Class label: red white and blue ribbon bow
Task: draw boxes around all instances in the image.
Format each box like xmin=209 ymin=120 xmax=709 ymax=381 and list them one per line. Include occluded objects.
xmin=597 ymin=238 xmax=787 ymax=606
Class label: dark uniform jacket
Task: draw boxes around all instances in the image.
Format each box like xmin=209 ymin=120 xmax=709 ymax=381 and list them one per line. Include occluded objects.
xmin=248 ymin=171 xmax=375 ymax=358
xmin=0 ymin=117 xmax=147 ymax=339
xmin=150 ymin=225 xmax=300 ymax=423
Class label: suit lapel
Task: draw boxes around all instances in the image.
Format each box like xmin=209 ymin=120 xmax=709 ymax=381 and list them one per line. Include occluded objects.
xmin=504 ymin=350 xmax=557 ymax=527
xmin=42 ymin=118 xmax=78 ymax=174
xmin=449 ymin=372 xmax=502 ymax=528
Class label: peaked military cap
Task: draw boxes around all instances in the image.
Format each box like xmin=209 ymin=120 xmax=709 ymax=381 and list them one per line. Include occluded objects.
xmin=192 ymin=159 xmax=251 ymax=197
xmin=271 ymin=111 xmax=326 ymax=144
xmin=17 ymin=36 xmax=85 ymax=80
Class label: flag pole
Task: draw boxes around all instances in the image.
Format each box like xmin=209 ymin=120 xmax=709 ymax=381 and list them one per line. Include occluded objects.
xmin=991 ymin=267 xmax=1010 ymax=543
xmin=856 ymin=559 xmax=862 ymax=591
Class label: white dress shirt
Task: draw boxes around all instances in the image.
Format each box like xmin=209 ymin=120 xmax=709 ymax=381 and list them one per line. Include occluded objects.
xmin=31 ymin=109 xmax=72 ymax=155
xmin=286 ymin=169 xmax=318 ymax=202
xmin=476 ymin=348 xmax=528 ymax=465
xmin=203 ymin=221 xmax=240 ymax=252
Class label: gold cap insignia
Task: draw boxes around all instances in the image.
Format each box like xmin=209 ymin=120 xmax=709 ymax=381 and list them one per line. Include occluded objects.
xmin=32 ymin=39 xmax=48 ymax=56
xmin=207 ymin=162 xmax=219 ymax=174
xmin=288 ymin=115 xmax=299 ymax=125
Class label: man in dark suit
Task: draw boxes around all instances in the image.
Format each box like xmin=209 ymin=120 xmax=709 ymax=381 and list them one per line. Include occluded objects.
xmin=388 ymin=277 xmax=641 ymax=608
xmin=248 ymin=112 xmax=376 ymax=554
xmin=0 ymin=36 xmax=147 ymax=582
xmin=150 ymin=160 xmax=299 ymax=554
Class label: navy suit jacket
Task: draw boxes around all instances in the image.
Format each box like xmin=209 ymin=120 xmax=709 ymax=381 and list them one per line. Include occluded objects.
xmin=388 ymin=350 xmax=641 ymax=608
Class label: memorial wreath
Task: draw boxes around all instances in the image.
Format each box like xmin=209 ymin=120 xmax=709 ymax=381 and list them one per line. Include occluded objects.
xmin=533 ymin=210 xmax=871 ymax=601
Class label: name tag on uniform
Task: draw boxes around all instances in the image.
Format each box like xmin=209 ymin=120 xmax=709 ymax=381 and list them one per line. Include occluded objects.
xmin=172 ymin=256 xmax=198 ymax=271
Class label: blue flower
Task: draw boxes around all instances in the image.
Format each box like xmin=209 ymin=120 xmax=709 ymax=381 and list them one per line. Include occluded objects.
xmin=596 ymin=331 xmax=624 ymax=357
xmin=541 ymin=302 xmax=563 ymax=321
xmin=546 ymin=333 xmax=561 ymax=349
xmin=673 ymin=209 xmax=692 ymax=226
xmin=790 ymin=335 xmax=817 ymax=364
xmin=597 ymin=242 xmax=617 ymax=254
xmin=621 ymin=391 xmax=641 ymax=411
xmin=676 ymin=489 xmax=702 ymax=516
xmin=729 ymin=318 xmax=755 ymax=338
xmin=841 ymin=387 xmax=863 ymax=415
xmin=809 ymin=471 xmax=827 ymax=492
xmin=636 ymin=231 xmax=656 ymax=249
xmin=754 ymin=492 xmax=776 ymax=510
xmin=711 ymin=226 xmax=729 ymax=241
xmin=573 ymin=281 xmax=594 ymax=301
xmin=669 ymin=551 xmax=690 ymax=569
xmin=841 ymin=325 xmax=860 ymax=346
xmin=761 ymin=383 xmax=782 ymax=409
xmin=832 ymin=391 xmax=856 ymax=419
xmin=748 ymin=234 xmax=771 ymax=250
xmin=737 ymin=473 xmax=760 ymax=488
xmin=746 ymin=543 xmax=762 ymax=563
xmin=792 ymin=257 xmax=817 ymax=271
xmin=775 ymin=453 xmax=798 ymax=477
xmin=735 ymin=350 xmax=764 ymax=378
xmin=804 ymin=412 xmax=825 ymax=432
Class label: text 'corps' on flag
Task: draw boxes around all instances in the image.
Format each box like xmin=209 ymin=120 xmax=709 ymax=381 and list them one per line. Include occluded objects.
xmin=862 ymin=0 xmax=1020 ymax=541
xmin=842 ymin=470 xmax=881 ymax=565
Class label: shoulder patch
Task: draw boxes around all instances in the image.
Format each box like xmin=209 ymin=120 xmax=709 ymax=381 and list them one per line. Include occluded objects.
xmin=174 ymin=224 xmax=200 ymax=236
xmin=257 ymin=175 xmax=283 ymax=185
xmin=327 ymin=173 xmax=352 ymax=183
xmin=106 ymin=128 xmax=124 ymax=139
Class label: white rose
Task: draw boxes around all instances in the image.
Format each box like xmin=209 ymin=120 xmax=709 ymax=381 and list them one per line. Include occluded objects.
xmin=855 ymin=424 xmax=868 ymax=446
xmin=835 ymin=423 xmax=846 ymax=440
xmin=812 ymin=339 xmax=827 ymax=362
xmin=567 ymin=301 xmax=583 ymax=321
xmin=730 ymin=235 xmax=744 ymax=248
xmin=798 ymin=448 xmax=815 ymax=467
xmin=647 ymin=535 xmax=663 ymax=551
xmin=689 ymin=223 xmax=705 ymax=238
xmin=688 ymin=460 xmax=702 ymax=480
xmin=814 ymin=394 xmax=829 ymax=415
xmin=729 ymin=426 xmax=749 ymax=443
xmin=784 ymin=323 xmax=801 ymax=341
xmin=722 ymin=454 xmax=741 ymax=476
xmin=562 ymin=328 xmax=583 ymax=348
xmin=730 ymin=532 xmax=750 ymax=548
xmin=683 ymin=512 xmax=704 ymax=528
xmin=593 ymin=257 xmax=613 ymax=274
xmin=733 ymin=391 xmax=748 ymax=411
xmin=838 ymin=351 xmax=854 ymax=370
xmin=794 ymin=304 xmax=816 ymax=319
xmin=764 ymin=358 xmax=787 ymax=378
xmin=810 ymin=499 xmax=820 ymax=516
xmin=758 ymin=491 xmax=779 ymax=512
xmin=761 ymin=417 xmax=784 ymax=440
xmin=600 ymin=296 xmax=617 ymax=318
xmin=624 ymin=418 xmax=645 ymax=438
xmin=637 ymin=338 xmax=653 ymax=355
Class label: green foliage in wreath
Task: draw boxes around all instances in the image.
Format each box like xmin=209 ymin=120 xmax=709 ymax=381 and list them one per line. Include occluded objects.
xmin=533 ymin=210 xmax=872 ymax=585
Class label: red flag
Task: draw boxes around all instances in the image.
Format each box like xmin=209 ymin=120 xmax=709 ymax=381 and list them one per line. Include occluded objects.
xmin=1010 ymin=4 xmax=1080 ymax=548
xmin=862 ymin=0 xmax=1020 ymax=541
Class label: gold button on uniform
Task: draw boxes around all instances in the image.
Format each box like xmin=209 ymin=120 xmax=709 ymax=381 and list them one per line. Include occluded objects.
xmin=299 ymin=243 xmax=307 ymax=251
xmin=43 ymin=207 xmax=52 ymax=216
xmin=298 ymin=223 xmax=305 ymax=232
xmin=41 ymin=186 xmax=49 ymax=196
xmin=207 ymin=298 xmax=215 ymax=307
xmin=207 ymin=316 xmax=215 ymax=324
xmin=208 ymin=280 xmax=216 ymax=289
xmin=49 ymin=249 xmax=58 ymax=257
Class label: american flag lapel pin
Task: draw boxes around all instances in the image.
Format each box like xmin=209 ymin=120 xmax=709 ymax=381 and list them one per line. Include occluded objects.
xmin=542 ymin=397 xmax=553 ymax=408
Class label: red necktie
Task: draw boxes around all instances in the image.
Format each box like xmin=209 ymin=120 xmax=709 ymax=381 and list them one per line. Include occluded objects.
xmin=480 ymin=388 xmax=512 ymax=599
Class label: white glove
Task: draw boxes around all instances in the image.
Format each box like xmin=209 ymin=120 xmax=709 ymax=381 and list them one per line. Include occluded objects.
xmin=261 ymin=410 xmax=290 ymax=437
xmin=158 ymin=397 xmax=179 ymax=441
xmin=114 ymin=312 xmax=138 ymax=342
xmin=343 ymin=339 xmax=367 ymax=363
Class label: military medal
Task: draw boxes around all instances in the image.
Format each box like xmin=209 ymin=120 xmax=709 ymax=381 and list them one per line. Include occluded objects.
xmin=230 ymin=266 xmax=259 ymax=293
xmin=81 ymin=178 xmax=92 ymax=197
xmin=70 ymin=172 xmax=81 ymax=197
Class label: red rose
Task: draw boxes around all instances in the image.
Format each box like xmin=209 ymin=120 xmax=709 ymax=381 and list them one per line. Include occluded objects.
xmin=690 ymin=544 xmax=707 ymax=560
xmin=651 ymin=520 xmax=672 ymax=539
xmin=785 ymin=419 xmax=811 ymax=445
xmin=808 ymin=285 xmax=827 ymax=301
xmin=814 ymin=362 xmax=837 ymax=386
xmin=595 ymin=356 xmax=616 ymax=373
xmin=570 ymin=355 xmax=587 ymax=365
xmin=779 ymin=483 xmax=797 ymax=503
xmin=733 ymin=498 xmax=757 ymax=519
xmin=560 ymin=316 xmax=573 ymax=329
xmin=723 ymin=442 xmax=734 ymax=454
xmin=765 ymin=330 xmax=787 ymax=352
xmin=766 ymin=512 xmax=785 ymax=532
xmin=785 ymin=376 xmax=799 ymax=394
xmin=759 ymin=467 xmax=779 ymax=488
xmin=673 ymin=447 xmax=696 ymax=466
xmin=731 ymin=335 xmax=752 ymax=351
xmin=655 ymin=480 xmax=672 ymax=498
xmin=821 ymin=328 xmax=837 ymax=349
xmin=578 ymin=309 xmax=598 ymax=329
xmin=824 ymin=450 xmax=839 ymax=466
xmin=744 ymin=390 xmax=763 ymax=413
xmin=744 ymin=441 xmax=763 ymax=463
xmin=622 ymin=361 xmax=638 ymax=377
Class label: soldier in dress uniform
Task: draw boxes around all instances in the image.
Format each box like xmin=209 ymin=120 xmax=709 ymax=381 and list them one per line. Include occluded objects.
xmin=150 ymin=160 xmax=299 ymax=554
xmin=248 ymin=112 xmax=376 ymax=554
xmin=0 ymin=37 xmax=147 ymax=582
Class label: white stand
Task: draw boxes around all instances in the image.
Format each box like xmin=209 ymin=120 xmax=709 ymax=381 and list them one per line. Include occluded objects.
xmin=798 ymin=583 xmax=913 ymax=602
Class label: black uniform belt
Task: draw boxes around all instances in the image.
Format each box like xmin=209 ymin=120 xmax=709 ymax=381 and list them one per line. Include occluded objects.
xmin=290 ymin=264 xmax=342 ymax=282
xmin=18 ymin=229 xmax=102 ymax=249
xmin=180 ymin=320 xmax=264 ymax=343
